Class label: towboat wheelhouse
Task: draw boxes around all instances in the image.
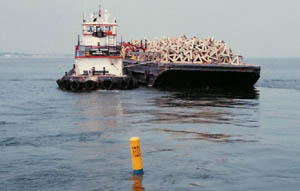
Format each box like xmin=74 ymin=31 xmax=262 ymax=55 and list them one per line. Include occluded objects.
xmin=74 ymin=8 xmax=123 ymax=76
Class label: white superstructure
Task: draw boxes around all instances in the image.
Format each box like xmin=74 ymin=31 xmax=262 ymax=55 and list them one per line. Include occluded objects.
xmin=74 ymin=7 xmax=123 ymax=76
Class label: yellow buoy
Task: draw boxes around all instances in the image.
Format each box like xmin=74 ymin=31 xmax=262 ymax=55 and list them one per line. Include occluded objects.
xmin=130 ymin=137 xmax=143 ymax=174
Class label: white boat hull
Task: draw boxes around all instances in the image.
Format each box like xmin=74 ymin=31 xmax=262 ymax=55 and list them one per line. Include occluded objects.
xmin=75 ymin=56 xmax=123 ymax=76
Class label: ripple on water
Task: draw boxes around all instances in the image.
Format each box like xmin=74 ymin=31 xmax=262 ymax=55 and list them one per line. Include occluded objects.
xmin=0 ymin=121 xmax=16 ymax=126
xmin=5 ymin=78 xmax=56 ymax=82
xmin=258 ymin=79 xmax=300 ymax=90
xmin=5 ymin=167 xmax=81 ymax=191
xmin=159 ymin=129 xmax=258 ymax=143
xmin=0 ymin=131 xmax=103 ymax=147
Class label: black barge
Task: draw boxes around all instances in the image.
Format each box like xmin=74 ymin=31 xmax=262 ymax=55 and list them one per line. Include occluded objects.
xmin=124 ymin=60 xmax=260 ymax=88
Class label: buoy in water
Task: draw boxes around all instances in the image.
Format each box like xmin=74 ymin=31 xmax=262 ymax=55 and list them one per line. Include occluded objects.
xmin=130 ymin=137 xmax=144 ymax=175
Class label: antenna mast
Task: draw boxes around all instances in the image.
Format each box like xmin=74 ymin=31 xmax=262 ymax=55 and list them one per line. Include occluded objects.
xmin=98 ymin=4 xmax=102 ymax=17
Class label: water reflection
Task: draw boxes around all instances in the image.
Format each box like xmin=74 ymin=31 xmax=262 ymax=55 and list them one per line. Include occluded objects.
xmin=73 ymin=91 xmax=125 ymax=129
xmin=151 ymin=87 xmax=260 ymax=127
xmin=131 ymin=175 xmax=144 ymax=191
xmin=157 ymin=87 xmax=259 ymax=102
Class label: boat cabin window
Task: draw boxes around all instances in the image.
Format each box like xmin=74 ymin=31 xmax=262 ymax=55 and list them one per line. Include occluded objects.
xmin=87 ymin=26 xmax=94 ymax=32
xmin=104 ymin=26 xmax=112 ymax=31
xmin=96 ymin=26 xmax=104 ymax=32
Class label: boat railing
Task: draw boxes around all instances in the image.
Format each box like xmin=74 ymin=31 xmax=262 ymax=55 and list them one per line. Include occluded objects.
xmin=127 ymin=51 xmax=161 ymax=62
xmin=76 ymin=45 xmax=121 ymax=57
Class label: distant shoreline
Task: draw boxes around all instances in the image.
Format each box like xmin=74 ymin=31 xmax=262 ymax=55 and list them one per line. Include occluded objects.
xmin=0 ymin=52 xmax=299 ymax=60
xmin=0 ymin=52 xmax=73 ymax=59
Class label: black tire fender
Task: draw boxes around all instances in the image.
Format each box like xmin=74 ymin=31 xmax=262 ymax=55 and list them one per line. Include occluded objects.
xmin=132 ymin=78 xmax=139 ymax=88
xmin=101 ymin=79 xmax=113 ymax=90
xmin=85 ymin=80 xmax=96 ymax=91
xmin=70 ymin=81 xmax=81 ymax=91
xmin=62 ymin=80 xmax=71 ymax=90
xmin=56 ymin=79 xmax=63 ymax=89
xmin=120 ymin=79 xmax=130 ymax=90
xmin=127 ymin=78 xmax=134 ymax=89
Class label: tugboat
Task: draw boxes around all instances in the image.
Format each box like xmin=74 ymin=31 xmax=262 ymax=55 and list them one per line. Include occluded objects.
xmin=57 ymin=7 xmax=138 ymax=92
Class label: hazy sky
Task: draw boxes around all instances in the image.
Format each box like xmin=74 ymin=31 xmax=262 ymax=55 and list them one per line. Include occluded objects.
xmin=0 ymin=0 xmax=299 ymax=57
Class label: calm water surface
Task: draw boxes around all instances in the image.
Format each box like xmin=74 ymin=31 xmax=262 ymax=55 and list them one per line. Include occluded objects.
xmin=0 ymin=58 xmax=300 ymax=191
